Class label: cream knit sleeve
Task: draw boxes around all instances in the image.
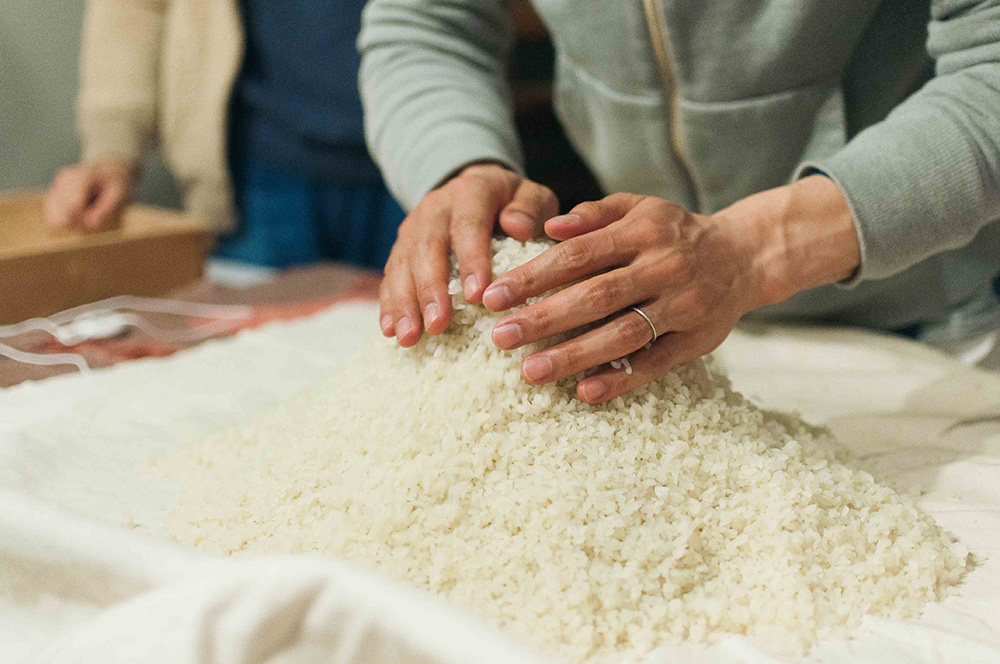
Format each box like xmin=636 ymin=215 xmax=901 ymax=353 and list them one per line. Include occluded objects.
xmin=77 ymin=0 xmax=168 ymax=164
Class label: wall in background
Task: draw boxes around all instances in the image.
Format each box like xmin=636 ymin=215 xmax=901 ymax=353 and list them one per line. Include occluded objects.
xmin=0 ymin=0 xmax=180 ymax=207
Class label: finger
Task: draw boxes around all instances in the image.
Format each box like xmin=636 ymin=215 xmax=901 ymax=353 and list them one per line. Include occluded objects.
xmin=517 ymin=307 xmax=659 ymax=385
xmin=545 ymin=192 xmax=644 ymax=241
xmin=82 ymin=180 xmax=127 ymax=231
xmin=576 ymin=327 xmax=726 ymax=403
xmin=378 ymin=266 xmax=396 ymax=337
xmin=43 ymin=186 xmax=71 ymax=230
xmin=482 ymin=226 xmax=634 ymax=311
xmin=450 ymin=182 xmax=500 ymax=305
xmin=383 ymin=250 xmax=423 ymax=347
xmin=492 ymin=267 xmax=655 ymax=350
xmin=499 ymin=180 xmax=559 ymax=241
xmin=410 ymin=228 xmax=452 ymax=336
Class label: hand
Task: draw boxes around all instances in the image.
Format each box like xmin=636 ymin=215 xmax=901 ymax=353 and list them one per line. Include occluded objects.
xmin=482 ymin=175 xmax=861 ymax=403
xmin=380 ymin=163 xmax=558 ymax=346
xmin=44 ymin=159 xmax=135 ymax=232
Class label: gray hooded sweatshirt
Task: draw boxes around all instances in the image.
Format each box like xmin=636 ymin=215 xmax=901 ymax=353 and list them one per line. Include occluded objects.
xmin=359 ymin=0 xmax=1000 ymax=342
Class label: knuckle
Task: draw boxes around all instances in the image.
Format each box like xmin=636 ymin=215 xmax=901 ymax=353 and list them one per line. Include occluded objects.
xmin=449 ymin=175 xmax=474 ymax=194
xmin=526 ymin=304 xmax=555 ymax=336
xmin=418 ymin=193 xmax=440 ymax=212
xmin=506 ymin=262 xmax=534 ymax=292
xmin=644 ymin=216 xmax=668 ymax=242
xmin=633 ymin=214 xmax=666 ymax=245
xmin=466 ymin=257 xmax=492 ymax=276
xmin=419 ymin=193 xmax=449 ymax=217
xmin=664 ymin=252 xmax=694 ymax=283
xmin=456 ymin=172 xmax=491 ymax=195
xmin=385 ymin=244 xmax=404 ymax=267
xmin=527 ymin=180 xmax=555 ymax=201
xmin=583 ymin=278 xmax=623 ymax=311
xmin=682 ymin=291 xmax=710 ymax=320
xmin=558 ymin=240 xmax=593 ymax=272
xmin=451 ymin=215 xmax=481 ymax=233
xmin=417 ymin=235 xmax=443 ymax=255
xmin=572 ymin=201 xmax=602 ymax=220
xmin=396 ymin=217 xmax=419 ymax=240
xmin=602 ymin=373 xmax=635 ymax=398
xmin=688 ymin=300 xmax=710 ymax=321
xmin=414 ymin=279 xmax=440 ymax=303
xmin=552 ymin=344 xmax=581 ymax=372
xmin=588 ymin=277 xmax=630 ymax=313
xmin=616 ymin=312 xmax=651 ymax=346
xmin=667 ymin=290 xmax=708 ymax=323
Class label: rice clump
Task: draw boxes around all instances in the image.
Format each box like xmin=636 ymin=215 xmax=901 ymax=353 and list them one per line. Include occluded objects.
xmin=154 ymin=238 xmax=967 ymax=663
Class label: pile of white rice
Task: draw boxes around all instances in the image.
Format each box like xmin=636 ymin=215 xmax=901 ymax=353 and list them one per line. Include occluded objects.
xmin=154 ymin=238 xmax=967 ymax=663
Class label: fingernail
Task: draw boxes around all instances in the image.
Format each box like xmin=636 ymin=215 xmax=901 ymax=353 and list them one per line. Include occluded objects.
xmin=396 ymin=316 xmax=414 ymax=341
xmin=482 ymin=283 xmax=512 ymax=310
xmin=581 ymin=379 xmax=607 ymax=402
xmin=522 ymin=354 xmax=553 ymax=382
xmin=380 ymin=314 xmax=393 ymax=335
xmin=549 ymin=213 xmax=580 ymax=225
xmin=463 ymin=275 xmax=480 ymax=300
xmin=492 ymin=321 xmax=523 ymax=349
xmin=424 ymin=302 xmax=439 ymax=326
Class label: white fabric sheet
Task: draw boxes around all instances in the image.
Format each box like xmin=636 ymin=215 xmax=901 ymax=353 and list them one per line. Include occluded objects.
xmin=1 ymin=302 xmax=998 ymax=663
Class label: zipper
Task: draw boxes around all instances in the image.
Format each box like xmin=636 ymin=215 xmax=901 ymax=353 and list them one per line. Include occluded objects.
xmin=641 ymin=0 xmax=699 ymax=211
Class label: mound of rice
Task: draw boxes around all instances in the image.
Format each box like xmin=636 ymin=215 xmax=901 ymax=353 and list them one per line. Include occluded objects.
xmin=154 ymin=238 xmax=967 ymax=663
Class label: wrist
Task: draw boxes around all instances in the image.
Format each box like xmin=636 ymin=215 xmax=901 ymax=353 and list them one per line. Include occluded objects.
xmin=719 ymin=175 xmax=861 ymax=307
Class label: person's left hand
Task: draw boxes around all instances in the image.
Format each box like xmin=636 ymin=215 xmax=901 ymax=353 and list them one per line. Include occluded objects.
xmin=480 ymin=177 xmax=860 ymax=403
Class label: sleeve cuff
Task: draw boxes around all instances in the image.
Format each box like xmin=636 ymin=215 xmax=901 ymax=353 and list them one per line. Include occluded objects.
xmin=79 ymin=117 xmax=150 ymax=165
xmin=792 ymin=105 xmax=985 ymax=287
xmin=793 ymin=164 xmax=866 ymax=288
xmin=378 ymin=123 xmax=525 ymax=212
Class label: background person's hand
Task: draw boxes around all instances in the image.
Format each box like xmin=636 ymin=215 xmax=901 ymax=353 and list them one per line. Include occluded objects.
xmin=481 ymin=175 xmax=861 ymax=403
xmin=380 ymin=163 xmax=558 ymax=346
xmin=44 ymin=159 xmax=135 ymax=232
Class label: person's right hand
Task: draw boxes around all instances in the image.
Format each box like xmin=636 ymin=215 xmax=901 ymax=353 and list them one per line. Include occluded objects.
xmin=380 ymin=163 xmax=559 ymax=346
xmin=44 ymin=159 xmax=135 ymax=232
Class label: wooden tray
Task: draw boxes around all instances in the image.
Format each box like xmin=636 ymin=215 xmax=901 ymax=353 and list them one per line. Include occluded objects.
xmin=0 ymin=191 xmax=213 ymax=323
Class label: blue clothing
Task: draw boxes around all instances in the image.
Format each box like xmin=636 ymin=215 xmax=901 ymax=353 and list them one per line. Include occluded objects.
xmin=222 ymin=1 xmax=404 ymax=269
xmin=217 ymin=151 xmax=405 ymax=270
xmin=232 ymin=0 xmax=380 ymax=182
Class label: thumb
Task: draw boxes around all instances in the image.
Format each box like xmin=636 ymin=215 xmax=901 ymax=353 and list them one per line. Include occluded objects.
xmin=82 ymin=178 xmax=129 ymax=231
xmin=498 ymin=179 xmax=559 ymax=241
xmin=545 ymin=192 xmax=645 ymax=240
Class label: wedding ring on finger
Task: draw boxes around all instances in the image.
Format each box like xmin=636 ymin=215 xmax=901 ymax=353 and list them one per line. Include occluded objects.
xmin=629 ymin=306 xmax=658 ymax=346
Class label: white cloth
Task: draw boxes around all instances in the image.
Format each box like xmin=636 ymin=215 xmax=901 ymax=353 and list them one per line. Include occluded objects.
xmin=2 ymin=303 xmax=999 ymax=663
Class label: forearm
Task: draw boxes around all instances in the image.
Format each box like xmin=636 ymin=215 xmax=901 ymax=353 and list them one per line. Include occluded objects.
xmin=77 ymin=0 xmax=166 ymax=164
xmin=358 ymin=0 xmax=524 ymax=210
xmin=718 ymin=175 xmax=861 ymax=308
